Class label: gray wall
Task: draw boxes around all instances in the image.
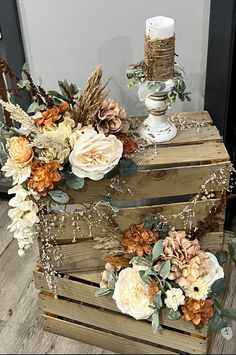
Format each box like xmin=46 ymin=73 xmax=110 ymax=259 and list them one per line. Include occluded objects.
xmin=17 ymin=0 xmax=210 ymax=115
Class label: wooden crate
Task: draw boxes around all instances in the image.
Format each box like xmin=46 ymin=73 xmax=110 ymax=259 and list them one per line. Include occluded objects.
xmin=37 ymin=111 xmax=230 ymax=272
xmin=35 ymin=111 xmax=232 ymax=354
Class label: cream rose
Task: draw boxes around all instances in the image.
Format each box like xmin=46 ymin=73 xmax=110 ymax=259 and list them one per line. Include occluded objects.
xmin=112 ymin=266 xmax=153 ymax=320
xmin=202 ymin=252 xmax=224 ymax=289
xmin=69 ymin=128 xmax=123 ymax=181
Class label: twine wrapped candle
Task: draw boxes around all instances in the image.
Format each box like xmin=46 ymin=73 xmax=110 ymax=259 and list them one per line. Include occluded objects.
xmin=144 ymin=16 xmax=175 ymax=82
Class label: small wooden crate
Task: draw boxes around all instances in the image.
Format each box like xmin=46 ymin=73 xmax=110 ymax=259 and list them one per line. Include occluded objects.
xmin=35 ymin=111 xmax=232 ymax=354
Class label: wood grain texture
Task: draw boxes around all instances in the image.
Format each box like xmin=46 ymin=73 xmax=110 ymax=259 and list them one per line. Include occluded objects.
xmin=43 ymin=314 xmax=177 ymax=355
xmin=39 ymin=293 xmax=207 ymax=354
xmin=0 ymin=199 xmax=13 ymax=256
xmin=0 ymin=238 xmax=38 ymax=321
xmin=34 ymin=269 xmax=207 ymax=337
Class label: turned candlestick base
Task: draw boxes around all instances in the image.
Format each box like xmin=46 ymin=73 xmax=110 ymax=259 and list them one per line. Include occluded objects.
xmin=138 ymin=83 xmax=177 ymax=143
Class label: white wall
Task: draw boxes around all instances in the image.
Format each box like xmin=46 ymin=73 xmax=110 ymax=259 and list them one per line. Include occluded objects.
xmin=17 ymin=0 xmax=210 ymax=116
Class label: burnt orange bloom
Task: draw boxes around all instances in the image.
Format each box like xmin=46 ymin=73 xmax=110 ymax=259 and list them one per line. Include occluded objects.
xmin=116 ymin=133 xmax=138 ymax=157
xmin=34 ymin=101 xmax=69 ymax=127
xmin=148 ymin=279 xmax=160 ymax=302
xmin=28 ymin=160 xmax=61 ymax=196
xmin=182 ymin=298 xmax=214 ymax=326
xmin=121 ymin=223 xmax=159 ymax=256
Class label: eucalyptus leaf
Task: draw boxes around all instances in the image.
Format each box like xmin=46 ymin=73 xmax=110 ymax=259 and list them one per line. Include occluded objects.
xmin=66 ymin=174 xmax=85 ymax=190
xmin=209 ymin=313 xmax=229 ymax=332
xmin=152 ymin=240 xmax=164 ymax=261
xmin=27 ymin=102 xmax=45 ymax=114
xmin=168 ymin=309 xmax=181 ymax=320
xmin=119 ymin=159 xmax=138 ymax=178
xmin=18 ymin=79 xmax=31 ymax=90
xmin=211 ymin=278 xmax=226 ymax=296
xmin=215 ymin=250 xmax=228 ymax=266
xmin=104 ymin=165 xmax=120 ymax=179
xmin=138 ymin=82 xmax=156 ymax=101
xmin=107 ymin=271 xmax=118 ymax=289
xmin=95 ymin=288 xmax=113 ymax=297
xmin=48 ymin=190 xmax=70 ymax=204
xmin=139 ymin=270 xmax=151 ymax=284
xmin=152 ymin=310 xmax=160 ymax=334
xmin=152 ymin=292 xmax=163 ymax=309
xmin=130 ymin=256 xmax=150 ymax=267
xmin=221 ymin=326 xmax=233 ymax=340
xmin=221 ymin=308 xmax=236 ymax=320
xmin=48 ymin=90 xmax=65 ymax=101
xmin=159 ymin=260 xmax=171 ymax=279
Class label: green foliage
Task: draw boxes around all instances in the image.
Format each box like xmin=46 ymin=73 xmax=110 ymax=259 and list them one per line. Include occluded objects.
xmin=107 ymin=271 xmax=118 ymax=289
xmin=95 ymin=288 xmax=113 ymax=297
xmin=130 ymin=256 xmax=151 ymax=267
xmin=221 ymin=326 xmax=233 ymax=340
xmin=209 ymin=313 xmax=229 ymax=332
xmin=152 ymin=240 xmax=164 ymax=261
xmin=119 ymin=159 xmax=138 ymax=178
xmin=48 ymin=190 xmax=70 ymax=204
xmin=152 ymin=292 xmax=163 ymax=309
xmin=168 ymin=309 xmax=181 ymax=320
xmin=143 ymin=216 xmax=169 ymax=238
xmin=159 ymin=260 xmax=171 ymax=279
xmin=152 ymin=309 xmax=160 ymax=334
xmin=211 ymin=278 xmax=226 ymax=297
xmin=215 ymin=250 xmax=228 ymax=266
xmin=139 ymin=270 xmax=151 ymax=284
xmin=221 ymin=308 xmax=236 ymax=320
xmin=27 ymin=101 xmax=45 ymax=114
xmin=66 ymin=174 xmax=85 ymax=190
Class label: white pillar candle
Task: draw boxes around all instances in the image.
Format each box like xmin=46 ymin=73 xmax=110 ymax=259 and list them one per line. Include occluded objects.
xmin=146 ymin=16 xmax=175 ymax=39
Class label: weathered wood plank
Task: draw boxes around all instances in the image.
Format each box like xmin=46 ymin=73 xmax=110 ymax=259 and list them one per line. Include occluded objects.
xmin=34 ymin=269 xmax=207 ymax=337
xmin=0 ymin=239 xmax=38 ymax=321
xmin=136 ymin=111 xmax=213 ymax=126
xmin=0 ymin=199 xmax=13 ymax=256
xmin=39 ymin=293 xmax=207 ymax=354
xmin=0 ymin=281 xmax=106 ymax=354
xmin=43 ymin=314 xmax=178 ymax=355
xmin=67 ymin=162 xmax=230 ymax=204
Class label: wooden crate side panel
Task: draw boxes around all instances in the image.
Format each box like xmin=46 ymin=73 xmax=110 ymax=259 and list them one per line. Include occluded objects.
xmin=66 ymin=163 xmax=230 ymax=204
xmin=43 ymin=314 xmax=178 ymax=355
xmin=34 ymin=269 xmax=207 ymax=337
xmin=39 ymin=293 xmax=207 ymax=354
xmin=50 ymin=199 xmax=224 ymax=244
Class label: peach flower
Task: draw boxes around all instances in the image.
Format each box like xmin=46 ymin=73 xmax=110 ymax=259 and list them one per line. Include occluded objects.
xmin=8 ymin=136 xmax=34 ymax=167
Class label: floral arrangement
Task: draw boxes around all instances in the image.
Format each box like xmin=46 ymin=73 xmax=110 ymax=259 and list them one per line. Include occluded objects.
xmin=126 ymin=62 xmax=191 ymax=105
xmin=0 ymin=59 xmax=138 ymax=256
xmin=97 ymin=218 xmax=236 ymax=338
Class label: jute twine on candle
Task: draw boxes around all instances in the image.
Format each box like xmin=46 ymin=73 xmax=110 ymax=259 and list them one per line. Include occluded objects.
xmin=143 ymin=35 xmax=175 ymax=82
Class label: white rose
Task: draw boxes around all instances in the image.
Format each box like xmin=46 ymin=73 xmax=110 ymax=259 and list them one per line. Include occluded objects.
xmin=112 ymin=266 xmax=153 ymax=320
xmin=69 ymin=129 xmax=123 ymax=181
xmin=202 ymin=252 xmax=224 ymax=289
xmin=164 ymin=288 xmax=185 ymax=311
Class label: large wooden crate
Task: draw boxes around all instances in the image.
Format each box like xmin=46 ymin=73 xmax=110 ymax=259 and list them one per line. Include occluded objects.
xmin=35 ymin=111 xmax=232 ymax=354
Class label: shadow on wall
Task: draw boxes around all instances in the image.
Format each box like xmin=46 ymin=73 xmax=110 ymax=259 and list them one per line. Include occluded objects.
xmin=97 ymin=36 xmax=146 ymax=116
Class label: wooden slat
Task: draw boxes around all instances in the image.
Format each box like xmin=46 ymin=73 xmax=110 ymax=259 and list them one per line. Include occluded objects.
xmin=67 ymin=162 xmax=230 ymax=204
xmin=39 ymin=293 xmax=207 ymax=354
xmin=43 ymin=314 xmax=177 ymax=354
xmin=34 ymin=269 xmax=207 ymax=337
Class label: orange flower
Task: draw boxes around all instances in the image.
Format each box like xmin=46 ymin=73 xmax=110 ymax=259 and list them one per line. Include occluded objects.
xmin=121 ymin=223 xmax=159 ymax=256
xmin=28 ymin=160 xmax=61 ymax=196
xmin=8 ymin=136 xmax=34 ymax=167
xmin=116 ymin=133 xmax=138 ymax=157
xmin=35 ymin=101 xmax=69 ymax=127
xmin=148 ymin=279 xmax=160 ymax=302
xmin=182 ymin=298 xmax=214 ymax=326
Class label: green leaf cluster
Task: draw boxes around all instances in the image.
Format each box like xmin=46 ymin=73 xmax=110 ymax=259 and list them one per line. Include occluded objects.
xmin=143 ymin=216 xmax=169 ymax=238
xmin=60 ymin=169 xmax=85 ymax=190
xmin=104 ymin=159 xmax=138 ymax=180
xmin=48 ymin=189 xmax=70 ymax=204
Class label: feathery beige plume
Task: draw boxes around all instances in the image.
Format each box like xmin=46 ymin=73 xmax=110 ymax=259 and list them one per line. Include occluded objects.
xmin=75 ymin=66 xmax=109 ymax=126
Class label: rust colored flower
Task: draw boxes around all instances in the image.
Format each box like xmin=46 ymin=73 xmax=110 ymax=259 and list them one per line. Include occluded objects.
xmin=148 ymin=279 xmax=160 ymax=302
xmin=34 ymin=101 xmax=69 ymax=127
xmin=182 ymin=298 xmax=214 ymax=326
xmin=8 ymin=136 xmax=34 ymax=167
xmin=103 ymin=255 xmax=131 ymax=268
xmin=28 ymin=160 xmax=61 ymax=196
xmin=121 ymin=223 xmax=159 ymax=256
xmin=116 ymin=133 xmax=138 ymax=157
xmin=97 ymin=98 xmax=130 ymax=135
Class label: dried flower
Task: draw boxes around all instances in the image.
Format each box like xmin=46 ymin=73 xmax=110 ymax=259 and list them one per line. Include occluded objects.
xmin=182 ymin=298 xmax=214 ymax=326
xmin=184 ymin=278 xmax=209 ymax=300
xmin=34 ymin=102 xmax=69 ymax=127
xmin=121 ymin=223 xmax=158 ymax=256
xmin=103 ymin=255 xmax=131 ymax=269
xmin=97 ymin=99 xmax=130 ymax=135
xmin=8 ymin=136 xmax=34 ymax=167
xmin=165 ymin=288 xmax=185 ymax=311
xmin=100 ymin=262 xmax=121 ymax=289
xmin=1 ymin=158 xmax=31 ymax=185
xmin=148 ymin=279 xmax=160 ymax=302
xmin=28 ymin=160 xmax=61 ymax=196
xmin=116 ymin=133 xmax=138 ymax=157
